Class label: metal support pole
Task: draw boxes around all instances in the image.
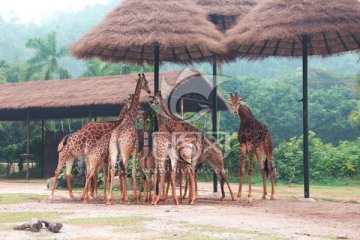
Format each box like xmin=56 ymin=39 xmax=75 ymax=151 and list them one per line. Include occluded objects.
xmin=302 ymin=35 xmax=310 ymax=198
xmin=212 ymin=61 xmax=218 ymax=193
xmin=154 ymin=44 xmax=160 ymax=131
xmin=154 ymin=44 xmax=160 ymax=94
xmin=26 ymin=111 xmax=30 ymax=180
xmin=41 ymin=118 xmax=45 ymax=178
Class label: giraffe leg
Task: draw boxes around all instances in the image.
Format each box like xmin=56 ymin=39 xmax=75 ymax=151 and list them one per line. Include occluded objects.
xmin=151 ymin=171 xmax=160 ymax=205
xmin=147 ymin=173 xmax=153 ymax=204
xmin=247 ymin=145 xmax=254 ymax=203
xmin=132 ymin=150 xmax=139 ymax=203
xmin=178 ymin=169 xmax=183 ymax=202
xmin=255 ymin=148 xmax=268 ymax=200
xmin=183 ymin=174 xmax=188 ymax=199
xmin=102 ymin=163 xmax=108 ymax=202
xmin=170 ymin=158 xmax=178 ymax=205
xmin=50 ymin=152 xmax=69 ymax=200
xmin=264 ymin=137 xmax=276 ymax=200
xmin=170 ymin=171 xmax=178 ymax=205
xmin=222 ymin=172 xmax=235 ymax=201
xmin=164 ymin=175 xmax=170 ymax=204
xmin=106 ymin=167 xmax=115 ymax=205
xmin=82 ymin=166 xmax=97 ymax=204
xmin=119 ymin=159 xmax=129 ymax=204
xmin=189 ymin=167 xmax=196 ymax=205
xmin=139 ymin=170 xmax=145 ymax=203
xmin=237 ymin=144 xmax=246 ymax=201
xmin=64 ymin=158 xmax=75 ymax=200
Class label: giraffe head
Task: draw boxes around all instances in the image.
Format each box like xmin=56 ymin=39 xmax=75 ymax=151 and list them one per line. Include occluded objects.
xmin=124 ymin=94 xmax=134 ymax=109
xmin=228 ymin=92 xmax=245 ymax=116
xmin=148 ymin=91 xmax=162 ymax=113
xmin=137 ymin=73 xmax=151 ymax=94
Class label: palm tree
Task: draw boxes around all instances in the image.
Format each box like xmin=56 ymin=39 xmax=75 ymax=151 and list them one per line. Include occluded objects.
xmin=81 ymin=59 xmax=113 ymax=77
xmin=25 ymin=30 xmax=71 ymax=80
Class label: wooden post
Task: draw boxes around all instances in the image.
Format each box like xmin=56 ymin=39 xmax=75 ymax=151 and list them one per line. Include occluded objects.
xmin=212 ymin=61 xmax=218 ymax=193
xmin=26 ymin=111 xmax=30 ymax=180
xmin=41 ymin=118 xmax=45 ymax=178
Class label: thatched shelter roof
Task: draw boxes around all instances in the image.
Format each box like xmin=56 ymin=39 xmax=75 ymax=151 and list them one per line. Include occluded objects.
xmin=70 ymin=0 xmax=227 ymax=65
xmin=225 ymin=0 xmax=360 ymax=59
xmin=0 ymin=70 xmax=229 ymax=121
xmin=195 ymin=0 xmax=257 ymax=32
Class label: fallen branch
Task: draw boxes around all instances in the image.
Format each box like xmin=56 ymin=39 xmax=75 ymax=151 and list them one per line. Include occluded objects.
xmin=40 ymin=220 xmax=63 ymax=233
xmin=13 ymin=218 xmax=63 ymax=233
xmin=14 ymin=218 xmax=42 ymax=232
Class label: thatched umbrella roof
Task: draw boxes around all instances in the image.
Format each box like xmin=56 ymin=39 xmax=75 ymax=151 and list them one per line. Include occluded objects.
xmin=70 ymin=0 xmax=226 ymax=65
xmin=224 ymin=0 xmax=360 ymax=198
xmin=0 ymin=70 xmax=229 ymax=121
xmin=195 ymin=0 xmax=257 ymax=32
xmin=226 ymin=0 xmax=360 ymax=58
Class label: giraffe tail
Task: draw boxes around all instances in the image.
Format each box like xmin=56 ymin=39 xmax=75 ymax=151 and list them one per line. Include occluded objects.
xmin=57 ymin=134 xmax=70 ymax=152
xmin=264 ymin=158 xmax=279 ymax=185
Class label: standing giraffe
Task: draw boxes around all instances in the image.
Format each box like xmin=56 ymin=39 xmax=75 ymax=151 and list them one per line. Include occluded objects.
xmin=107 ymin=73 xmax=151 ymax=205
xmin=138 ymin=112 xmax=155 ymax=203
xmin=81 ymin=96 xmax=144 ymax=203
xmin=151 ymin=92 xmax=201 ymax=205
xmin=50 ymin=95 xmax=133 ymax=200
xmin=151 ymin=113 xmax=180 ymax=205
xmin=155 ymin=91 xmax=234 ymax=201
xmin=228 ymin=92 xmax=276 ymax=203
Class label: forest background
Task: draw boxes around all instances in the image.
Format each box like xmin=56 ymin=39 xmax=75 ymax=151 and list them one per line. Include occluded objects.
xmin=0 ymin=0 xmax=359 ymax=185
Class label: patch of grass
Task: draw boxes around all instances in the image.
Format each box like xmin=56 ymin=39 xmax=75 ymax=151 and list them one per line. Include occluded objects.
xmin=4 ymin=167 xmax=43 ymax=179
xmin=180 ymin=223 xmax=287 ymax=240
xmin=67 ymin=216 xmax=155 ymax=227
xmin=67 ymin=216 xmax=155 ymax=234
xmin=0 ymin=193 xmax=46 ymax=205
xmin=0 ymin=211 xmax=69 ymax=224
xmin=314 ymin=197 xmax=343 ymax=203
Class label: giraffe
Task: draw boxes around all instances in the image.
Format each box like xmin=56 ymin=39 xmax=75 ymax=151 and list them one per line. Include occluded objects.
xmin=151 ymin=113 xmax=180 ymax=205
xmin=107 ymin=73 xmax=151 ymax=205
xmin=138 ymin=112 xmax=156 ymax=203
xmin=82 ymin=96 xmax=145 ymax=204
xmin=228 ymin=92 xmax=276 ymax=203
xmin=155 ymin=91 xmax=234 ymax=201
xmin=50 ymin=95 xmax=133 ymax=200
xmin=151 ymin=91 xmax=201 ymax=205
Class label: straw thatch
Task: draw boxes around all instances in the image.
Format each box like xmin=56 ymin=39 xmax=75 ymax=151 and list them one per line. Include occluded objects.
xmin=195 ymin=0 xmax=257 ymax=32
xmin=70 ymin=0 xmax=227 ymax=65
xmin=225 ymin=0 xmax=360 ymax=59
xmin=0 ymin=70 xmax=229 ymax=121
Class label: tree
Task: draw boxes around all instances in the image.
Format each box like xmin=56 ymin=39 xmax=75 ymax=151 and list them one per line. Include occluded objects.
xmin=24 ymin=30 xmax=71 ymax=80
xmin=349 ymin=53 xmax=360 ymax=126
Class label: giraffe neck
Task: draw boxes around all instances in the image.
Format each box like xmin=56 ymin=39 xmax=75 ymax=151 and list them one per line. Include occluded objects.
xmin=238 ymin=104 xmax=255 ymax=123
xmin=118 ymin=105 xmax=128 ymax=120
xmin=126 ymin=78 xmax=143 ymax=120
xmin=157 ymin=93 xmax=197 ymax=132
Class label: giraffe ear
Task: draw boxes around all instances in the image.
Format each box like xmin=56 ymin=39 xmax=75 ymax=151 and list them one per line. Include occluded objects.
xmin=227 ymin=98 xmax=232 ymax=103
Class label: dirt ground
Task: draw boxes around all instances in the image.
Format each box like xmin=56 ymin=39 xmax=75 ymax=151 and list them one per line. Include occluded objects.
xmin=0 ymin=179 xmax=359 ymax=240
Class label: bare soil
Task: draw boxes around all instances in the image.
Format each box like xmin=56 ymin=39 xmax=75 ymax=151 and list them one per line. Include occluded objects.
xmin=0 ymin=179 xmax=359 ymax=240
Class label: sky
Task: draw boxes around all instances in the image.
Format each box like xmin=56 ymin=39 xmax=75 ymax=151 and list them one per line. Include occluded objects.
xmin=0 ymin=0 xmax=110 ymax=24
